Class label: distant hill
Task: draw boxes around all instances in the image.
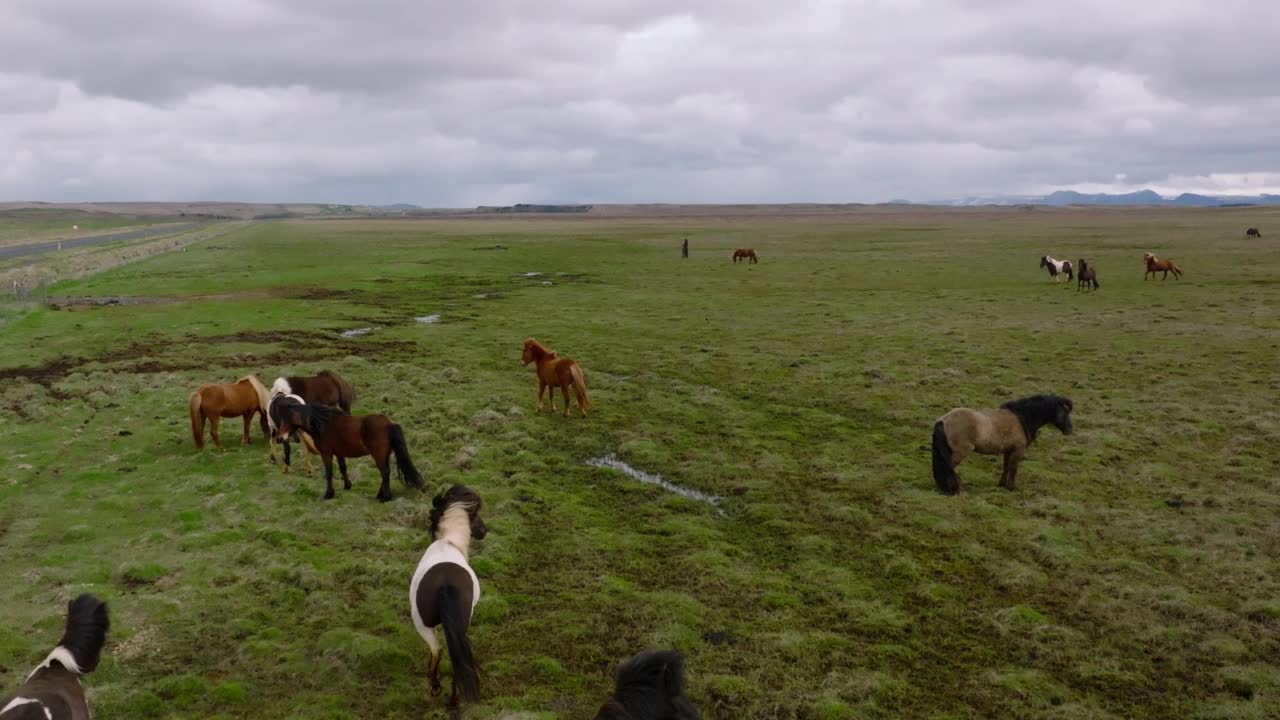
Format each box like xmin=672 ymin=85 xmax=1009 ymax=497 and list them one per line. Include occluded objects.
xmin=930 ymin=189 xmax=1280 ymax=207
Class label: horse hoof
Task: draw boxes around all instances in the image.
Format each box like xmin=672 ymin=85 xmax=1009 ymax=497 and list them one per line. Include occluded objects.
xmin=377 ymin=494 xmax=392 ymax=503
xmin=323 ymin=492 xmax=335 ymax=500
xmin=429 ymin=684 xmax=442 ymax=697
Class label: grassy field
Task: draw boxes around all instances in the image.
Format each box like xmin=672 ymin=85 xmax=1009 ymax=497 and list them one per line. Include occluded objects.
xmin=0 ymin=208 xmax=1278 ymax=719
xmin=0 ymin=208 xmax=188 ymax=248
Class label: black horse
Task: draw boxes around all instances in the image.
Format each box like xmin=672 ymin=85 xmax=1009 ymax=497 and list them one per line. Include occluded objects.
xmin=594 ymin=650 xmax=700 ymax=720
xmin=1077 ymin=259 xmax=1099 ymax=292
xmin=681 ymin=238 xmax=689 ymax=258
xmin=1246 ymin=227 xmax=1261 ymax=238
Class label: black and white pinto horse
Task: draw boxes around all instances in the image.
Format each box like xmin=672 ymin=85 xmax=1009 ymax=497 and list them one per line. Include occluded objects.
xmin=411 ymin=485 xmax=488 ymax=707
xmin=1 ymin=595 xmax=109 ymax=720
xmin=594 ymin=650 xmax=701 ymax=720
xmin=1039 ymin=255 xmax=1073 ymax=282
xmin=267 ymin=377 xmax=319 ymax=475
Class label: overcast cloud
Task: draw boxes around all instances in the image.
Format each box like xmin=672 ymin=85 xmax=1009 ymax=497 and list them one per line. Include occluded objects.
xmin=2 ymin=0 xmax=1278 ymax=205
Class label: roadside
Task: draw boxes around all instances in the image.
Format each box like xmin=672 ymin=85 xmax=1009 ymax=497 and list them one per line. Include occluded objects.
xmin=0 ymin=221 xmax=207 ymax=259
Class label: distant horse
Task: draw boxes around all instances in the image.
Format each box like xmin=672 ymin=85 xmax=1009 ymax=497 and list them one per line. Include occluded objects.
xmin=1039 ymin=255 xmax=1073 ymax=282
xmin=682 ymin=238 xmax=689 ymax=259
xmin=594 ymin=650 xmax=701 ymax=720
xmin=931 ymin=394 xmax=1074 ymax=494
xmin=273 ymin=402 xmax=423 ymax=501
xmin=410 ymin=485 xmax=488 ymax=707
xmin=1246 ymin=227 xmax=1261 ymax=238
xmin=268 ymin=371 xmax=355 ymax=471
xmin=188 ymin=375 xmax=270 ymax=450
xmin=522 ymin=337 xmax=592 ymax=417
xmin=1143 ymin=252 xmax=1183 ymax=280
xmin=1076 ymin=259 xmax=1099 ymax=292
xmin=1 ymin=595 xmax=109 ymax=720
xmin=732 ymin=248 xmax=758 ymax=264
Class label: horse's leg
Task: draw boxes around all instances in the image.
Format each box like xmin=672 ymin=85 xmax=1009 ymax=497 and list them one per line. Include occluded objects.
xmin=425 ymin=628 xmax=443 ymax=696
xmin=449 ymin=680 xmax=460 ymax=708
xmin=209 ymin=416 xmax=223 ymax=449
xmin=375 ymin=454 xmax=393 ymax=502
xmin=546 ymin=381 xmax=556 ymax=413
xmin=536 ymin=380 xmax=545 ymax=412
xmin=281 ymin=440 xmax=291 ymax=473
xmin=322 ymin=453 xmax=336 ymax=500
xmin=560 ymin=383 xmax=571 ymax=417
xmin=241 ymin=412 xmax=253 ymax=444
xmin=1001 ymin=449 xmax=1025 ymax=490
xmin=338 ymin=457 xmax=351 ymax=489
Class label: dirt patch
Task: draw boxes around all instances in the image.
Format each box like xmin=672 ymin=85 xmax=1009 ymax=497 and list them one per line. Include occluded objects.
xmin=0 ymin=357 xmax=80 ymax=400
xmin=47 ymin=295 xmax=177 ymax=310
xmin=293 ymin=288 xmax=361 ymax=301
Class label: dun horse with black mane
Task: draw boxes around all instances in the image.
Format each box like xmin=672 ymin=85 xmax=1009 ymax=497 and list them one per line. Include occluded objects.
xmin=1 ymin=595 xmax=109 ymax=720
xmin=273 ymin=402 xmax=423 ymax=501
xmin=931 ymin=394 xmax=1074 ymax=494
xmin=522 ymin=337 xmax=592 ymax=417
xmin=188 ymin=375 xmax=270 ymax=451
xmin=410 ymin=485 xmax=488 ymax=708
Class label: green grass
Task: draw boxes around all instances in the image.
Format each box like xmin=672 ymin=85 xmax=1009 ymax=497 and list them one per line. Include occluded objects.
xmin=1 ymin=209 xmax=1278 ymax=719
xmin=0 ymin=208 xmax=177 ymax=247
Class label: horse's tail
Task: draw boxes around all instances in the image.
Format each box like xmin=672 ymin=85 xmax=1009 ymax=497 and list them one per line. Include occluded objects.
xmin=1170 ymin=261 xmax=1183 ymax=277
xmin=932 ymin=421 xmax=958 ymax=495
xmin=570 ymin=363 xmax=592 ymax=410
xmin=387 ymin=424 xmax=424 ymax=489
xmin=320 ymin=370 xmax=356 ymax=411
xmin=1064 ymin=262 xmax=1073 ymax=281
xmin=189 ymin=391 xmax=205 ymax=450
xmin=1092 ymin=276 xmax=1100 ymax=290
xmin=438 ymin=585 xmax=480 ymax=702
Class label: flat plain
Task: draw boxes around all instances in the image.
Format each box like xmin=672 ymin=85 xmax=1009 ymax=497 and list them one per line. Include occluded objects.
xmin=0 ymin=207 xmax=1277 ymax=719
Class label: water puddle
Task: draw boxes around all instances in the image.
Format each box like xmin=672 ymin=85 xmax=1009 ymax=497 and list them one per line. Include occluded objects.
xmin=585 ymin=455 xmax=724 ymax=511
xmin=521 ymin=272 xmax=543 ymax=277
xmin=415 ymin=314 xmax=441 ymax=324
xmin=340 ymin=327 xmax=375 ymax=337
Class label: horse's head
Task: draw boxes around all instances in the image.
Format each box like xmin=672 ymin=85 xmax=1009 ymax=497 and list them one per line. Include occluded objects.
xmin=1052 ymin=396 xmax=1074 ymax=435
xmin=269 ymin=376 xmax=292 ymax=398
xmin=1039 ymin=256 xmax=1049 ymax=268
xmin=522 ymin=338 xmax=537 ymax=365
xmin=430 ymin=484 xmax=487 ymax=541
xmin=1143 ymin=252 xmax=1155 ymax=265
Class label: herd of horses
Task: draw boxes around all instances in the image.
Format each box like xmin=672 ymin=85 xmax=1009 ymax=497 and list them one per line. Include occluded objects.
xmin=1039 ymin=250 xmax=1191 ymax=290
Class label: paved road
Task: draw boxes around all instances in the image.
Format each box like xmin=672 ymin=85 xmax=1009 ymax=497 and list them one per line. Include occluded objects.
xmin=0 ymin=222 xmax=209 ymax=261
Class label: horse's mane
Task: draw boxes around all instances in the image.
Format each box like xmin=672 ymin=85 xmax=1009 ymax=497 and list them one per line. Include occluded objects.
xmin=429 ymin=485 xmax=483 ymax=538
xmin=525 ymin=337 xmax=556 ymax=358
xmin=303 ymin=403 xmax=347 ymax=435
xmin=239 ymin=375 xmax=271 ymax=413
xmin=1000 ymin=394 xmax=1071 ymax=444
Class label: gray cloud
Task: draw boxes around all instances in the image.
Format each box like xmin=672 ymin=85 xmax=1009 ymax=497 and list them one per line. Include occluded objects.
xmin=2 ymin=0 xmax=1279 ymax=204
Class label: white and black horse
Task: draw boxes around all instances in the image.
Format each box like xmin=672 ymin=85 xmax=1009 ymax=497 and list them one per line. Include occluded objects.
xmin=1 ymin=595 xmax=109 ymax=720
xmin=410 ymin=485 xmax=488 ymax=707
xmin=1039 ymin=255 xmax=1073 ymax=282
xmin=594 ymin=650 xmax=700 ymax=720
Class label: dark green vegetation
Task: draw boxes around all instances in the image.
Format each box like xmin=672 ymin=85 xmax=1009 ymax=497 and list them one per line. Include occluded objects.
xmin=1 ymin=209 xmax=1278 ymax=719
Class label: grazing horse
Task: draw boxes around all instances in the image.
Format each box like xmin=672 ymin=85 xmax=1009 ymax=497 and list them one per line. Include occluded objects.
xmin=681 ymin=238 xmax=689 ymax=258
xmin=267 ymin=393 xmax=317 ymax=476
xmin=931 ymin=394 xmax=1074 ymax=494
xmin=273 ymin=402 xmax=423 ymax=501
xmin=188 ymin=375 xmax=270 ymax=451
xmin=732 ymin=248 xmax=758 ymax=264
xmin=1246 ymin=227 xmax=1261 ymax=238
xmin=410 ymin=485 xmax=488 ymax=707
xmin=594 ymin=650 xmax=701 ymax=720
xmin=268 ymin=371 xmax=355 ymax=472
xmin=1039 ymin=255 xmax=1073 ymax=282
xmin=1 ymin=595 xmax=109 ymax=720
xmin=522 ymin=337 xmax=592 ymax=417
xmin=1143 ymin=252 xmax=1183 ymax=280
xmin=1077 ymin=259 xmax=1099 ymax=292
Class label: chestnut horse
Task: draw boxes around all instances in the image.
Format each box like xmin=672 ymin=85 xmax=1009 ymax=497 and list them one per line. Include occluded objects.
xmin=522 ymin=337 xmax=592 ymax=417
xmin=188 ymin=375 xmax=270 ymax=450
xmin=732 ymin=248 xmax=758 ymax=264
xmin=931 ymin=394 xmax=1074 ymax=494
xmin=273 ymin=402 xmax=423 ymax=501
xmin=1143 ymin=252 xmax=1183 ymax=280
xmin=1 ymin=595 xmax=109 ymax=720
xmin=594 ymin=650 xmax=701 ymax=720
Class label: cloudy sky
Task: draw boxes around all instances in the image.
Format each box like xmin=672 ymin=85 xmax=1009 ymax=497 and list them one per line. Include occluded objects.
xmin=2 ymin=0 xmax=1278 ymax=205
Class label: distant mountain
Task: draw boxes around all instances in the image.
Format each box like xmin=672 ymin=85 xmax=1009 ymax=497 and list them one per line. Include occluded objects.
xmin=1042 ymin=189 xmax=1164 ymax=206
xmin=378 ymin=203 xmax=422 ymax=210
xmin=929 ymin=189 xmax=1280 ymax=207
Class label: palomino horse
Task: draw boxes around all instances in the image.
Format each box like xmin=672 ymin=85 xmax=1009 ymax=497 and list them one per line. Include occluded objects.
xmin=1246 ymin=227 xmax=1261 ymax=238
xmin=1077 ymin=259 xmax=1099 ymax=292
xmin=188 ymin=375 xmax=270 ymax=450
xmin=1143 ymin=252 xmax=1183 ymax=280
xmin=273 ymin=402 xmax=423 ymax=501
xmin=931 ymin=394 xmax=1074 ymax=494
xmin=522 ymin=337 xmax=592 ymax=417
xmin=0 ymin=595 xmax=109 ymax=720
xmin=410 ymin=485 xmax=488 ymax=707
xmin=594 ymin=650 xmax=701 ymax=720
xmin=1039 ymin=255 xmax=1073 ymax=282
xmin=267 ymin=371 xmax=356 ymax=472
xmin=732 ymin=248 xmax=758 ymax=264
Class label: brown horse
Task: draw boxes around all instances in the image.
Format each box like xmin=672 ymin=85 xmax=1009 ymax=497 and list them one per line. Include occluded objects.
xmin=188 ymin=375 xmax=270 ymax=451
xmin=732 ymin=248 xmax=758 ymax=264
xmin=1076 ymin=259 xmax=1099 ymax=292
xmin=1 ymin=595 xmax=109 ymax=720
xmin=522 ymin=337 xmax=592 ymax=417
xmin=931 ymin=394 xmax=1074 ymax=494
xmin=273 ymin=402 xmax=423 ymax=501
xmin=1143 ymin=252 xmax=1183 ymax=280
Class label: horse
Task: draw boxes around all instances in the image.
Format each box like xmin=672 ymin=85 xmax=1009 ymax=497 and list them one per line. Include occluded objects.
xmin=267 ymin=393 xmax=317 ymax=476
xmin=681 ymin=238 xmax=689 ymax=259
xmin=268 ymin=371 xmax=355 ymax=471
xmin=1077 ymin=259 xmax=1099 ymax=292
xmin=521 ymin=337 xmax=592 ymax=417
xmin=188 ymin=375 xmax=270 ymax=451
xmin=594 ymin=650 xmax=701 ymax=720
xmin=1 ymin=595 xmax=109 ymax=720
xmin=272 ymin=402 xmax=423 ymax=502
xmin=1246 ymin=227 xmax=1261 ymax=238
xmin=1039 ymin=255 xmax=1073 ymax=282
xmin=1143 ymin=252 xmax=1183 ymax=280
xmin=410 ymin=485 xmax=488 ymax=707
xmin=732 ymin=248 xmax=758 ymax=264
xmin=931 ymin=394 xmax=1074 ymax=494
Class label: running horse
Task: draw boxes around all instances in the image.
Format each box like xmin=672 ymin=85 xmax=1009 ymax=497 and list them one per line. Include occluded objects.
xmin=1 ymin=595 xmax=109 ymax=720
xmin=931 ymin=394 xmax=1074 ymax=494
xmin=187 ymin=375 xmax=271 ymax=451
xmin=1039 ymin=256 xmax=1073 ymax=282
xmin=1143 ymin=252 xmax=1183 ymax=280
xmin=732 ymin=248 xmax=758 ymax=264
xmin=522 ymin=337 xmax=593 ymax=417
xmin=272 ymin=402 xmax=424 ymax=501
